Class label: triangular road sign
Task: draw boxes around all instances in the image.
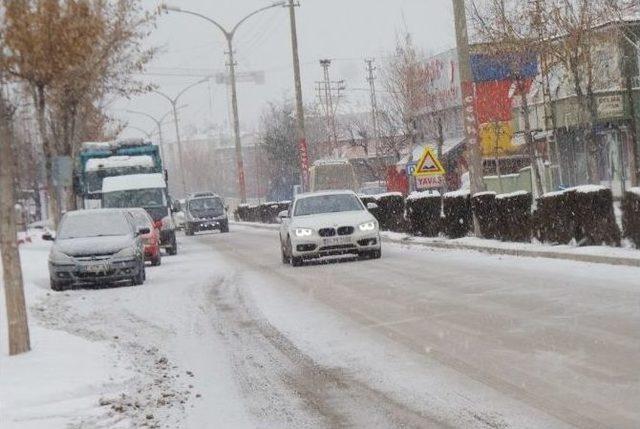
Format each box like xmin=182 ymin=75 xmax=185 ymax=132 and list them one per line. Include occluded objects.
xmin=413 ymin=147 xmax=445 ymax=176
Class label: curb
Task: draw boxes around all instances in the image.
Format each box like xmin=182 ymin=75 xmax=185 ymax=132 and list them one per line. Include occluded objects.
xmin=231 ymin=222 xmax=640 ymax=268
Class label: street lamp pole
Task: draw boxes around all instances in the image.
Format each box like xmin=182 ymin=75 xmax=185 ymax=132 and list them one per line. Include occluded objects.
xmin=125 ymin=108 xmax=176 ymax=165
xmin=153 ymin=78 xmax=209 ymax=196
xmin=161 ymin=2 xmax=286 ymax=203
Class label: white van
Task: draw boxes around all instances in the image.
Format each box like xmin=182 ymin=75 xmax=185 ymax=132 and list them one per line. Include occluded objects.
xmin=102 ymin=173 xmax=178 ymax=255
xmin=309 ymin=159 xmax=359 ymax=192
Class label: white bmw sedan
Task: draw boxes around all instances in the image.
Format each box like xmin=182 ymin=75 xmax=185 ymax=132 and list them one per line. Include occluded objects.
xmin=279 ymin=190 xmax=381 ymax=266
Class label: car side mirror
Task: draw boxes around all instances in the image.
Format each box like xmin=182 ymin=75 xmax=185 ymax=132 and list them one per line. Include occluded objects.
xmin=137 ymin=227 xmax=151 ymax=236
xmin=366 ymin=202 xmax=378 ymax=210
xmin=42 ymin=232 xmax=55 ymax=241
xmin=277 ymin=210 xmax=289 ymax=221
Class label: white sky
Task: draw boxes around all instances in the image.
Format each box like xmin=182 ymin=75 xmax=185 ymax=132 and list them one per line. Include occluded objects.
xmin=113 ymin=0 xmax=456 ymax=140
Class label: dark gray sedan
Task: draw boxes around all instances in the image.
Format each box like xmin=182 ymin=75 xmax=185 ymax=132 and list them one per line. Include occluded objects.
xmin=45 ymin=209 xmax=148 ymax=291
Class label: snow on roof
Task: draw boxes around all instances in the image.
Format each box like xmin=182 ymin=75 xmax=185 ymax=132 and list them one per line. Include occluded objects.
xmin=312 ymin=158 xmax=351 ymax=166
xmin=102 ymin=173 xmax=166 ymax=193
xmin=444 ymin=189 xmax=470 ymax=199
xmin=406 ymin=190 xmax=441 ymax=201
xmin=629 ymin=187 xmax=640 ymax=197
xmin=496 ymin=190 xmax=530 ymax=199
xmin=296 ymin=189 xmax=357 ymax=199
xmin=81 ymin=141 xmax=116 ymax=152
xmin=86 ymin=156 xmax=154 ymax=172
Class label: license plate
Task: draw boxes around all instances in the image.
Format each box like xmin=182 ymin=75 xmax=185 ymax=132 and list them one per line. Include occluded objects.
xmin=80 ymin=263 xmax=111 ymax=274
xmin=322 ymin=236 xmax=351 ymax=246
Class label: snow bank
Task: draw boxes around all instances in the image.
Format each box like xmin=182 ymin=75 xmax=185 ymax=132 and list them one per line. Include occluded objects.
xmin=472 ymin=191 xmax=496 ymax=198
xmin=628 ymin=187 xmax=640 ymax=197
xmin=86 ymin=155 xmax=154 ymax=172
xmin=571 ymin=185 xmax=608 ymax=194
xmin=0 ymin=327 xmax=133 ymax=426
xmin=496 ymin=190 xmax=529 ymax=200
xmin=443 ymin=189 xmax=470 ymax=199
xmin=406 ymin=190 xmax=441 ymax=201
xmin=372 ymin=192 xmax=403 ymax=200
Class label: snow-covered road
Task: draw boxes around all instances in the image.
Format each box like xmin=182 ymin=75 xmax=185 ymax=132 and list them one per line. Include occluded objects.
xmin=2 ymin=227 xmax=639 ymax=428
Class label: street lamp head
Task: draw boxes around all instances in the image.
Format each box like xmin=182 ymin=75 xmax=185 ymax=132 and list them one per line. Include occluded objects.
xmin=159 ymin=3 xmax=181 ymax=12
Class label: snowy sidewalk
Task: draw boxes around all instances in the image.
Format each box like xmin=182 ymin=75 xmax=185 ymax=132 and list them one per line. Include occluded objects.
xmin=231 ymin=221 xmax=640 ymax=267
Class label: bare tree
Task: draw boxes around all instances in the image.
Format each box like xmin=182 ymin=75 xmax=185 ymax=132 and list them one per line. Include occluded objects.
xmin=380 ymin=33 xmax=429 ymax=159
xmin=0 ymin=82 xmax=30 ymax=355
xmin=545 ymin=0 xmax=617 ymax=184
xmin=470 ymin=0 xmax=545 ymax=195
xmin=1 ymin=0 xmax=156 ymax=220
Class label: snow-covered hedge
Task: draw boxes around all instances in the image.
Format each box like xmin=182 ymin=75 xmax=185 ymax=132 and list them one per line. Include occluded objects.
xmin=533 ymin=191 xmax=574 ymax=244
xmin=622 ymin=187 xmax=640 ymax=248
xmin=373 ymin=192 xmax=406 ymax=232
xmin=533 ymin=185 xmax=619 ymax=246
xmin=406 ymin=191 xmax=441 ymax=237
xmin=569 ymin=186 xmax=620 ymax=246
xmin=443 ymin=190 xmax=471 ymax=238
xmin=495 ymin=191 xmax=532 ymax=242
xmin=471 ymin=191 xmax=497 ymax=239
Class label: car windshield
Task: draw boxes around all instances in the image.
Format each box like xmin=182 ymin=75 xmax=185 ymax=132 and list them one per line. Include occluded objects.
xmin=294 ymin=194 xmax=363 ymax=216
xmin=58 ymin=212 xmax=131 ymax=239
xmin=188 ymin=198 xmax=223 ymax=212
xmin=103 ymin=188 xmax=167 ymax=209
xmin=130 ymin=211 xmax=152 ymax=229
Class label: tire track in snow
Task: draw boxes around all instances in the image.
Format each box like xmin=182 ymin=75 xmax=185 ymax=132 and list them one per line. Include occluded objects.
xmin=207 ymin=273 xmax=452 ymax=429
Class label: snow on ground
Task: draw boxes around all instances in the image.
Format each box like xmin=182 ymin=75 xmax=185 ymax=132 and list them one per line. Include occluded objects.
xmin=3 ymin=226 xmax=639 ymax=428
xmin=0 ymin=235 xmax=253 ymax=429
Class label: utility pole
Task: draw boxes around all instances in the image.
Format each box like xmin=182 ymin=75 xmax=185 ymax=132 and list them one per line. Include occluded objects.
xmin=316 ymin=59 xmax=344 ymax=154
xmin=452 ymin=0 xmax=484 ymax=236
xmin=288 ymin=0 xmax=310 ymax=191
xmin=161 ymin=2 xmax=287 ymax=203
xmin=365 ymin=58 xmax=381 ymax=156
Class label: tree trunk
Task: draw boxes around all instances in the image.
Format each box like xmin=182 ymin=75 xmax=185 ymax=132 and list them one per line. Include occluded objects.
xmin=625 ymin=49 xmax=639 ymax=187
xmin=519 ymin=82 xmax=544 ymax=196
xmin=585 ymin=84 xmax=601 ymax=185
xmin=33 ymin=85 xmax=60 ymax=226
xmin=0 ymin=91 xmax=31 ymax=356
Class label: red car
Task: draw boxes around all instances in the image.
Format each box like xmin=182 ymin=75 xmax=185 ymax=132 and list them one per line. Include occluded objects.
xmin=128 ymin=208 xmax=161 ymax=266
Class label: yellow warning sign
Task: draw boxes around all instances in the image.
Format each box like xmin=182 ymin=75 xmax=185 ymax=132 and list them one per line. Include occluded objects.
xmin=413 ymin=147 xmax=446 ymax=177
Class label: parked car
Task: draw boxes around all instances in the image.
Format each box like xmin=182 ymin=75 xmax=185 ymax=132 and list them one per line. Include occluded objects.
xmin=44 ymin=209 xmax=147 ymax=291
xmin=184 ymin=193 xmax=229 ymax=235
xmin=127 ymin=208 xmax=161 ymax=266
xmin=278 ymin=190 xmax=381 ymax=267
xmin=173 ymin=198 xmax=186 ymax=230
xmin=101 ymin=173 xmax=178 ymax=255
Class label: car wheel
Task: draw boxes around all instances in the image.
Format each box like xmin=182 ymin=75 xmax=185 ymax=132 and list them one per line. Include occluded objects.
xmin=167 ymin=234 xmax=178 ymax=255
xmin=50 ymin=279 xmax=67 ymax=291
xmin=132 ymin=262 xmax=145 ymax=286
xmin=151 ymin=254 xmax=161 ymax=266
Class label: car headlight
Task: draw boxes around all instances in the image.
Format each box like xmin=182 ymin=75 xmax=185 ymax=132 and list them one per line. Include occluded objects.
xmin=294 ymin=228 xmax=313 ymax=237
xmin=359 ymin=221 xmax=377 ymax=232
xmin=113 ymin=247 xmax=136 ymax=260
xmin=49 ymin=248 xmax=74 ymax=265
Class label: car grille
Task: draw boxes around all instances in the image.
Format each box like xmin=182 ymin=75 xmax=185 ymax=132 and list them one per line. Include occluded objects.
xmin=75 ymin=255 xmax=113 ymax=262
xmin=318 ymin=228 xmax=336 ymax=237
xmin=319 ymin=244 xmax=357 ymax=252
xmin=337 ymin=226 xmax=354 ymax=236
